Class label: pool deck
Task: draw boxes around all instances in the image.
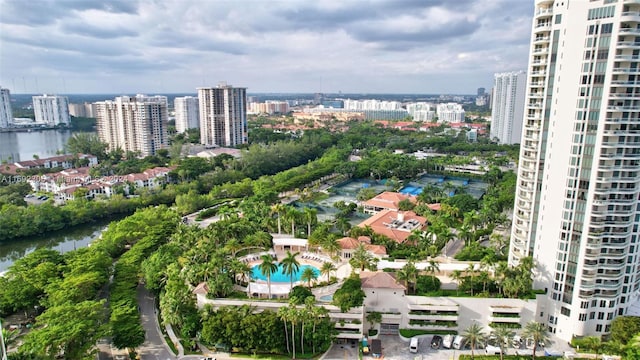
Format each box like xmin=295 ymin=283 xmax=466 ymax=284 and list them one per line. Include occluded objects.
xmin=245 ymin=253 xmax=351 ymax=297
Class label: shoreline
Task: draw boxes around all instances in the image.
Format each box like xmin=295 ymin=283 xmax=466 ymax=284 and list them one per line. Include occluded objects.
xmin=0 ymin=126 xmax=68 ymax=133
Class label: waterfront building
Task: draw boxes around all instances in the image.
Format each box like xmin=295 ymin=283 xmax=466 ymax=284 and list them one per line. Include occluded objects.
xmin=490 ymin=71 xmax=527 ymax=144
xmin=68 ymin=102 xmax=97 ymax=118
xmin=0 ymin=87 xmax=12 ymax=128
xmin=32 ymin=94 xmax=70 ymax=126
xmin=95 ymin=95 xmax=168 ymax=156
xmin=509 ymin=0 xmax=640 ymax=342
xmin=174 ymin=96 xmax=199 ymax=133
xmin=436 ymin=103 xmax=465 ymax=123
xmin=198 ymin=82 xmax=247 ymax=147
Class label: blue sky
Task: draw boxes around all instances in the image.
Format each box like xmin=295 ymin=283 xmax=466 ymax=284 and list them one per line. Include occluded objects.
xmin=0 ymin=0 xmax=534 ymax=94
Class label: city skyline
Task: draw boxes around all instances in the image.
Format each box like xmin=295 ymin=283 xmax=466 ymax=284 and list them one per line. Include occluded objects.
xmin=0 ymin=0 xmax=533 ymax=94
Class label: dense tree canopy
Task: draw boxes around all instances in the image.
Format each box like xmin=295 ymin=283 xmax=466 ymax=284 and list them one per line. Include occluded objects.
xmin=332 ymin=274 xmax=365 ymax=312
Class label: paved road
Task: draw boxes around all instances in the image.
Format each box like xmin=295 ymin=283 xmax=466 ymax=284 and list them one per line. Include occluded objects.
xmin=137 ymin=285 xmax=177 ymax=360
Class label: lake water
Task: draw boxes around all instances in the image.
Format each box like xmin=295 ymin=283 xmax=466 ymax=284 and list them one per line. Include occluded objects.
xmin=0 ymin=221 xmax=110 ymax=273
xmin=0 ymin=129 xmax=74 ymax=163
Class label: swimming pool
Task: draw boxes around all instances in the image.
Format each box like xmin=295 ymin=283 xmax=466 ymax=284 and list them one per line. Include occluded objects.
xmin=251 ymin=263 xmax=320 ymax=283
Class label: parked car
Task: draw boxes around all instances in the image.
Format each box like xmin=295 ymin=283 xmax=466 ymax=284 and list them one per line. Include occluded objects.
xmin=431 ymin=335 xmax=443 ymax=349
xmin=410 ymin=337 xmax=419 ymax=353
xmin=452 ymin=335 xmax=466 ymax=350
xmin=486 ymin=345 xmax=502 ymax=355
xmin=513 ymin=335 xmax=523 ymax=348
xmin=442 ymin=334 xmax=453 ymax=349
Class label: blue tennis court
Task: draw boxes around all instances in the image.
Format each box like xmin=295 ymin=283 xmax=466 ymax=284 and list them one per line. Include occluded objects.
xmin=399 ymin=186 xmax=423 ymax=196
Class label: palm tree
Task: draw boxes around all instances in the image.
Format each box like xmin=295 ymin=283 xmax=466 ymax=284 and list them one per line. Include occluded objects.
xmin=349 ymin=244 xmax=378 ymax=273
xmin=426 ymin=259 xmax=440 ymax=287
xmin=271 ymin=203 xmax=286 ymax=234
xmin=320 ymin=237 xmax=341 ymax=260
xmin=335 ymin=216 xmax=351 ymax=235
xmin=258 ymin=254 xmax=278 ymax=299
xmin=303 ymin=207 xmax=318 ymax=237
xmin=285 ymin=206 xmax=299 ymax=235
xmin=308 ymin=296 xmax=328 ymax=354
xmin=281 ymin=251 xmax=301 ymax=288
xmin=320 ymin=261 xmax=337 ymax=282
xmin=278 ymin=306 xmax=291 ymax=355
xmin=300 ymin=267 xmax=318 ymax=288
xmin=397 ymin=261 xmax=418 ymax=294
xmin=451 ymin=269 xmax=463 ymax=295
xmin=466 ymin=263 xmax=477 ymax=296
xmin=287 ymin=302 xmax=299 ymax=359
xmin=489 ymin=233 xmax=508 ymax=255
xmin=494 ymin=261 xmax=510 ymax=296
xmin=463 ymin=322 xmax=486 ymax=359
xmin=229 ymin=258 xmax=251 ymax=285
xmin=463 ymin=210 xmax=481 ymax=232
xmin=457 ymin=224 xmax=474 ymax=245
xmin=522 ymin=321 xmax=549 ymax=360
xmin=490 ymin=326 xmax=514 ymax=360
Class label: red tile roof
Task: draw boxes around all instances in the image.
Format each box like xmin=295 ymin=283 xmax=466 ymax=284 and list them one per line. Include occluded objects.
xmin=360 ymin=271 xmax=405 ymax=290
xmin=338 ymin=237 xmax=387 ymax=256
xmin=193 ymin=282 xmax=210 ymax=295
xmin=363 ymin=191 xmax=416 ymax=212
xmin=358 ymin=210 xmax=427 ymax=244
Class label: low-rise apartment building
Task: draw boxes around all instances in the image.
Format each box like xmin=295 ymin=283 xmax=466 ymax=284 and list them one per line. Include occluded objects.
xmin=11 ymin=154 xmax=98 ymax=171
xmin=193 ymin=271 xmax=540 ymax=341
xmin=27 ymin=166 xmax=174 ymax=202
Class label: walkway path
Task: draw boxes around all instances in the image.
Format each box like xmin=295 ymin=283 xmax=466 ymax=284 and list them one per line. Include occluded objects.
xmin=137 ymin=285 xmax=179 ymax=360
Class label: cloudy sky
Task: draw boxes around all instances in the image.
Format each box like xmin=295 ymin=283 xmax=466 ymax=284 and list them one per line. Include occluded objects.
xmin=0 ymin=0 xmax=534 ymax=94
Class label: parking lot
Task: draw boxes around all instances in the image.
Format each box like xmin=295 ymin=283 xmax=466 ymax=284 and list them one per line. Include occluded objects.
xmin=323 ymin=335 xmax=554 ymax=360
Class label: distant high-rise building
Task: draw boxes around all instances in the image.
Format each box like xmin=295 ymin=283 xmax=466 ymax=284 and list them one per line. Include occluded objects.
xmin=198 ymin=83 xmax=247 ymax=147
xmin=314 ymin=93 xmax=324 ymax=105
xmin=248 ymin=101 xmax=290 ymax=114
xmin=343 ymin=99 xmax=402 ymax=111
xmin=174 ymin=96 xmax=200 ymax=133
xmin=477 ymin=87 xmax=486 ymax=96
xmin=490 ymin=71 xmax=526 ymax=144
xmin=406 ymin=102 xmax=435 ymax=122
xmin=436 ymin=103 xmax=465 ymax=123
xmin=32 ymin=94 xmax=70 ymax=126
xmin=95 ymin=95 xmax=168 ymax=156
xmin=68 ymin=102 xmax=97 ymax=118
xmin=509 ymin=0 xmax=640 ymax=342
xmin=0 ymin=87 xmax=13 ymax=128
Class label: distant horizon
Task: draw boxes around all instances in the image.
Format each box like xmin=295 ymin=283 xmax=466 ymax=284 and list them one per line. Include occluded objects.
xmin=8 ymin=91 xmax=476 ymax=96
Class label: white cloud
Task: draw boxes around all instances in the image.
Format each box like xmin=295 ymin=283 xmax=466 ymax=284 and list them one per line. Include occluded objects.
xmin=0 ymin=0 xmax=534 ymax=94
